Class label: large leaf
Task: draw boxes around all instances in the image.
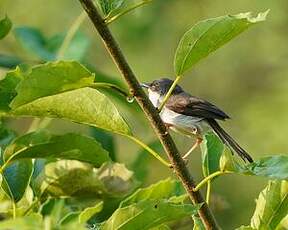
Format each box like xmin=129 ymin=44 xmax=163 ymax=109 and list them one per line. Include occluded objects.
xmin=33 ymin=160 xmax=137 ymax=198
xmin=11 ymin=87 xmax=131 ymax=135
xmin=201 ymin=132 xmax=223 ymax=177
xmin=250 ymin=180 xmax=288 ymax=230
xmin=0 ymin=67 xmax=23 ymax=112
xmin=0 ymin=16 xmax=12 ymax=39
xmin=4 ymin=131 xmax=110 ymax=167
xmin=14 ymin=27 xmax=90 ymax=61
xmin=102 ymin=200 xmax=201 ymax=230
xmin=121 ymin=178 xmax=184 ymax=207
xmin=1 ymin=159 xmax=33 ymax=202
xmin=174 ymin=11 xmax=269 ymax=75
xmin=10 ymin=61 xmax=94 ymax=108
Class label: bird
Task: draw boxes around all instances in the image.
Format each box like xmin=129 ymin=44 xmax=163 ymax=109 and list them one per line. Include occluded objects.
xmin=141 ymin=78 xmax=253 ymax=163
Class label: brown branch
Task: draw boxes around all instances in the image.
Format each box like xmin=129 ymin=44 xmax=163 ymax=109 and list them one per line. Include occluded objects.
xmin=78 ymin=0 xmax=219 ymax=229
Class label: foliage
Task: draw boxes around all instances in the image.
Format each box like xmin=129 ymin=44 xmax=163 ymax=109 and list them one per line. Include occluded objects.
xmin=0 ymin=1 xmax=287 ymax=230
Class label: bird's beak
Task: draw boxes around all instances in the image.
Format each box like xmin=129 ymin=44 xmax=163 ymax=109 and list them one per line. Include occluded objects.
xmin=140 ymin=82 xmax=151 ymax=89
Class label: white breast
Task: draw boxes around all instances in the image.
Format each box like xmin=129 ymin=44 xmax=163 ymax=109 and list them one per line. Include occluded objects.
xmin=148 ymin=89 xmax=161 ymax=107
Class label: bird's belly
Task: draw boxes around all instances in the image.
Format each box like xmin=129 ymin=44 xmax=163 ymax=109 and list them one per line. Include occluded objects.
xmin=160 ymin=108 xmax=207 ymax=136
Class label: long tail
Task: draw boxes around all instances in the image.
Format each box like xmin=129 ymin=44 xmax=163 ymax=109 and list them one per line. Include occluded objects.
xmin=206 ymin=119 xmax=253 ymax=163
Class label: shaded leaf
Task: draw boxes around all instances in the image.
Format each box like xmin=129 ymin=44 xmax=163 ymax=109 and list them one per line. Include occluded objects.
xmin=150 ymin=225 xmax=171 ymax=230
xmin=79 ymin=201 xmax=103 ymax=223
xmin=12 ymin=87 xmax=131 ymax=135
xmin=10 ymin=61 xmax=94 ymax=108
xmin=201 ymin=132 xmax=223 ymax=177
xmin=236 ymin=227 xmax=255 ymax=230
xmin=5 ymin=131 xmax=110 ymax=167
xmin=121 ymin=178 xmax=184 ymax=208
xmin=174 ymin=10 xmax=269 ymax=75
xmin=33 ymin=160 xmax=136 ymax=198
xmin=91 ymin=128 xmax=116 ymax=161
xmin=1 ymin=159 xmax=33 ymax=202
xmin=102 ymin=200 xmax=201 ymax=230
xmin=0 ymin=67 xmax=23 ymax=112
xmin=0 ymin=123 xmax=16 ymax=147
xmin=251 ymin=180 xmax=288 ymax=230
xmin=0 ymin=54 xmax=22 ymax=69
xmin=0 ymin=16 xmax=12 ymax=39
xmin=131 ymin=140 xmax=162 ymax=183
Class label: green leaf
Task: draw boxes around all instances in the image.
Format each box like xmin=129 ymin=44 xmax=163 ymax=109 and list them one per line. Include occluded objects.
xmin=174 ymin=10 xmax=269 ymax=75
xmin=0 ymin=54 xmax=22 ymax=69
xmin=14 ymin=27 xmax=90 ymax=61
xmin=244 ymin=155 xmax=288 ymax=180
xmin=121 ymin=178 xmax=184 ymax=207
xmin=236 ymin=227 xmax=255 ymax=230
xmin=0 ymin=122 xmax=16 ymax=146
xmin=10 ymin=61 xmax=94 ymax=108
xmin=79 ymin=201 xmax=103 ymax=223
xmin=221 ymin=152 xmax=288 ymax=180
xmin=4 ymin=131 xmax=110 ymax=167
xmin=102 ymin=200 xmax=201 ymax=230
xmin=0 ymin=67 xmax=23 ymax=112
xmin=0 ymin=214 xmax=43 ymax=230
xmin=0 ymin=16 xmax=12 ymax=39
xmin=201 ymin=132 xmax=224 ymax=177
xmin=14 ymin=27 xmax=54 ymax=61
xmin=1 ymin=159 xmax=33 ymax=202
xmin=33 ymin=161 xmax=137 ymax=198
xmin=250 ymin=180 xmax=288 ymax=230
xmin=91 ymin=128 xmax=116 ymax=161
xmin=131 ymin=140 xmax=162 ymax=183
xmin=193 ymin=216 xmax=205 ymax=230
xmin=150 ymin=225 xmax=171 ymax=230
xmin=12 ymin=87 xmax=131 ymax=135
xmin=96 ymin=0 xmax=124 ymax=16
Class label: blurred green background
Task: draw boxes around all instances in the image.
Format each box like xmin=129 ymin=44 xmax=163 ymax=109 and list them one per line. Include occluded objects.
xmin=0 ymin=0 xmax=287 ymax=229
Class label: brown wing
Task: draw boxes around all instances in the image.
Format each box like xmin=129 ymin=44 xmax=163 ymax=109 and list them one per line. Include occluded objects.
xmin=165 ymin=92 xmax=230 ymax=120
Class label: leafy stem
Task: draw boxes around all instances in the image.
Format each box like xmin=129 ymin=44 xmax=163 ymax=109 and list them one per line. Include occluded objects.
xmin=158 ymin=75 xmax=182 ymax=111
xmin=104 ymin=0 xmax=152 ymax=25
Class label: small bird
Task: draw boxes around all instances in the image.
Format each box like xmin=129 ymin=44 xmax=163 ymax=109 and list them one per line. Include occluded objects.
xmin=141 ymin=78 xmax=253 ymax=163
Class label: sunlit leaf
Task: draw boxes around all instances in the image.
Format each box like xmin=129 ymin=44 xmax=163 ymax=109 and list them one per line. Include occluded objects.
xmin=250 ymin=180 xmax=288 ymax=230
xmin=121 ymin=178 xmax=184 ymax=207
xmin=10 ymin=61 xmax=94 ymax=108
xmin=0 ymin=16 xmax=12 ymax=39
xmin=102 ymin=200 xmax=201 ymax=230
xmin=174 ymin=10 xmax=269 ymax=75
xmin=4 ymin=131 xmax=110 ymax=167
xmin=0 ymin=214 xmax=43 ymax=229
xmin=12 ymin=87 xmax=131 ymax=135
xmin=79 ymin=201 xmax=103 ymax=223
xmin=201 ymin=132 xmax=224 ymax=177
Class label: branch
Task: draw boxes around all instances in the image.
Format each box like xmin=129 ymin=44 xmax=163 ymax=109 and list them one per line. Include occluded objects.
xmin=78 ymin=0 xmax=219 ymax=228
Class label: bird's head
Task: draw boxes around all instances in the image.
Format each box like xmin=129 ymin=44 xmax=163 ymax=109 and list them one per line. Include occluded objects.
xmin=140 ymin=78 xmax=183 ymax=97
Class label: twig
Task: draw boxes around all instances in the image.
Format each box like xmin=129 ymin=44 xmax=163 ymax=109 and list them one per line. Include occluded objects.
xmin=78 ymin=0 xmax=219 ymax=228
